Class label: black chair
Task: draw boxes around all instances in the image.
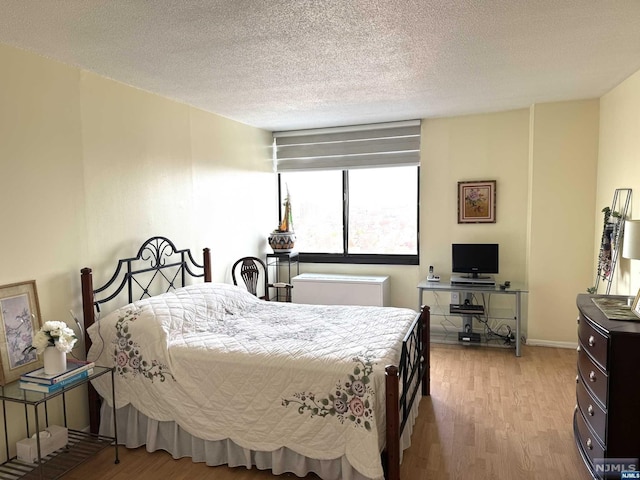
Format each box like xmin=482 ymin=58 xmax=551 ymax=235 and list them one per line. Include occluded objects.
xmin=231 ymin=256 xmax=293 ymax=301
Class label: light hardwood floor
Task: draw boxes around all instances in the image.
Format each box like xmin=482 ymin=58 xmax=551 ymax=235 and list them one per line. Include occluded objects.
xmin=62 ymin=344 xmax=588 ymax=480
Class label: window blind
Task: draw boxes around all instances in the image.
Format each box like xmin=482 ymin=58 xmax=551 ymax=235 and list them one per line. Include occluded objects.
xmin=273 ymin=119 xmax=421 ymax=172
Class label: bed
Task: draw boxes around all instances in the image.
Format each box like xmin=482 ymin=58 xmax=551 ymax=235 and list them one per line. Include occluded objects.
xmin=80 ymin=236 xmax=430 ymax=480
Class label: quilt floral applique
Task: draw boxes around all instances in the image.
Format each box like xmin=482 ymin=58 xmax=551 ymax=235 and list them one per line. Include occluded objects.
xmin=113 ymin=309 xmax=174 ymax=382
xmin=282 ymin=357 xmax=375 ymax=431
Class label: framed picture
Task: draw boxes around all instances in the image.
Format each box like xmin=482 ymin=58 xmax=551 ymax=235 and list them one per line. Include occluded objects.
xmin=632 ymin=288 xmax=640 ymax=319
xmin=0 ymin=280 xmax=43 ymax=385
xmin=458 ymin=180 xmax=496 ymax=224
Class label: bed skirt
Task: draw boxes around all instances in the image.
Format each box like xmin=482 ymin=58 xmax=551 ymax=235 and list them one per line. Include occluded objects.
xmin=99 ymin=398 xmax=421 ymax=480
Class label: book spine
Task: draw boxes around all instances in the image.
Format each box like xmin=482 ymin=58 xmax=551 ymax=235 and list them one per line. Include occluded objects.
xmin=19 ymin=376 xmax=51 ymax=385
xmin=51 ymin=363 xmax=95 ymax=384
xmin=54 ymin=369 xmax=91 ymax=388
xmin=20 ymin=370 xmax=91 ymax=393
xmin=21 ymin=362 xmax=95 ymax=385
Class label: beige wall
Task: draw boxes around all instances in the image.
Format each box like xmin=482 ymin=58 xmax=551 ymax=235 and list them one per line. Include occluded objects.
xmin=418 ymin=109 xmax=531 ymax=333
xmin=0 ymin=43 xmax=273 ymax=457
xmin=527 ymin=100 xmax=600 ymax=345
xmin=598 ymin=69 xmax=640 ymax=297
xmin=421 ymin=110 xmax=531 ymax=284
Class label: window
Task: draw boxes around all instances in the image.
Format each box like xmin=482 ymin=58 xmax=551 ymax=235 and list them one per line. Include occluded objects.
xmin=274 ymin=120 xmax=421 ymax=265
xmin=278 ymin=166 xmax=419 ymax=264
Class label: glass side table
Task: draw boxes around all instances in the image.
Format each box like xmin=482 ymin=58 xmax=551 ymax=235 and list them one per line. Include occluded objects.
xmin=0 ymin=366 xmax=118 ymax=479
xmin=266 ymin=251 xmax=300 ymax=302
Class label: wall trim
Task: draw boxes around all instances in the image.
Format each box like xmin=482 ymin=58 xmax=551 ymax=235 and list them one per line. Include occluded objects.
xmin=524 ymin=338 xmax=577 ymax=349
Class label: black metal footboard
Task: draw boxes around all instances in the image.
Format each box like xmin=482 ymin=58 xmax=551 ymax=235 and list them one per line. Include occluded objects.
xmin=384 ymin=305 xmax=430 ymax=480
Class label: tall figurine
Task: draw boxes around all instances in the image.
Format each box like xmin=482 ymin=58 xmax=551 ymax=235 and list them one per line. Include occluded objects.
xmin=279 ymin=188 xmax=294 ymax=233
xmin=269 ymin=186 xmax=296 ymax=252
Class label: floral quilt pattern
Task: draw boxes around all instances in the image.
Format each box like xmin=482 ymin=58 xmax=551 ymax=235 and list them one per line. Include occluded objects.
xmin=282 ymin=357 xmax=375 ymax=431
xmin=113 ymin=309 xmax=174 ymax=382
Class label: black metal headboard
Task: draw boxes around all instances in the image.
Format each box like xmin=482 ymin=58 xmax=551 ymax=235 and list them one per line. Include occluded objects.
xmin=80 ymin=236 xmax=211 ymax=434
xmin=81 ymin=236 xmax=211 ymax=339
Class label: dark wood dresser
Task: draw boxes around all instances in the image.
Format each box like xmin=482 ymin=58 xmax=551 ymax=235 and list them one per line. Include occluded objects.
xmin=575 ymin=294 xmax=640 ymax=479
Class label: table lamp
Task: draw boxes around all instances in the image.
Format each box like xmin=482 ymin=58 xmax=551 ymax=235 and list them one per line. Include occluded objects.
xmin=623 ymin=220 xmax=640 ymax=260
xmin=623 ymin=220 xmax=640 ymax=302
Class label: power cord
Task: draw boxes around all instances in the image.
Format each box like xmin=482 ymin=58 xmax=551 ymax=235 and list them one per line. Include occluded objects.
xmin=468 ymin=294 xmax=515 ymax=345
xmin=474 ymin=315 xmax=514 ymax=345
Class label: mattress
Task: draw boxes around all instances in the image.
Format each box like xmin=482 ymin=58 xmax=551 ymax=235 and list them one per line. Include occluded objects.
xmin=87 ymin=283 xmax=418 ymax=479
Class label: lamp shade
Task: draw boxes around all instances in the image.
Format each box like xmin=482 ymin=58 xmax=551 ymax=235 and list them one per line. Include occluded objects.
xmin=622 ymin=220 xmax=640 ymax=259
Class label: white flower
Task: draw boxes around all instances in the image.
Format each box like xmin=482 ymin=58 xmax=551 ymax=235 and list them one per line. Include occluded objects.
xmin=32 ymin=331 xmax=51 ymax=353
xmin=27 ymin=320 xmax=78 ymax=354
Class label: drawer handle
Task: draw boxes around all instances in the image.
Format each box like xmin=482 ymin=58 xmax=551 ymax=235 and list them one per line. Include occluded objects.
xmin=588 ymin=335 xmax=595 ymax=347
xmin=589 ymin=371 xmax=597 ymax=382
xmin=577 ymin=345 xmax=581 ymax=353
xmin=586 ymin=438 xmax=593 ymax=450
xmin=588 ymin=405 xmax=594 ymax=416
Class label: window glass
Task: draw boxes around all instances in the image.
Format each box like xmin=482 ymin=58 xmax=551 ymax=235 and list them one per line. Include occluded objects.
xmin=348 ymin=167 xmax=417 ymax=254
xmin=280 ymin=170 xmax=343 ymax=253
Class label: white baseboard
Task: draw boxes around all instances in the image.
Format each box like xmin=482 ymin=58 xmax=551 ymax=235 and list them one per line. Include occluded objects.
xmin=524 ymin=338 xmax=577 ymax=349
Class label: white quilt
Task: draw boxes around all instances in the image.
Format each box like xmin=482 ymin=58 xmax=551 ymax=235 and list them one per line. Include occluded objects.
xmin=87 ymin=283 xmax=418 ymax=479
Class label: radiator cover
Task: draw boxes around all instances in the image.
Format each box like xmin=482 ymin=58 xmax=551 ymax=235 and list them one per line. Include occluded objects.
xmin=291 ymin=273 xmax=390 ymax=306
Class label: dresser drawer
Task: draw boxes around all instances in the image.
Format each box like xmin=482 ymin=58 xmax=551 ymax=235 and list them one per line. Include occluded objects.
xmin=574 ymin=407 xmax=605 ymax=468
xmin=578 ymin=349 xmax=608 ymax=408
xmin=578 ymin=314 xmax=608 ymax=370
xmin=576 ymin=375 xmax=606 ymax=445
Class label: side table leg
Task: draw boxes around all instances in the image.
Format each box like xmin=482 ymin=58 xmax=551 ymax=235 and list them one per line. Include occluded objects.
xmin=2 ymin=400 xmax=8 ymax=464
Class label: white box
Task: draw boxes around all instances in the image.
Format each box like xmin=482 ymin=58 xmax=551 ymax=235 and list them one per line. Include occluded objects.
xmin=17 ymin=425 xmax=68 ymax=463
xmin=291 ymin=273 xmax=390 ymax=306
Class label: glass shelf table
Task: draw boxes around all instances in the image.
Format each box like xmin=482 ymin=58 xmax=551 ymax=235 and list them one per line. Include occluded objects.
xmin=0 ymin=366 xmax=118 ymax=479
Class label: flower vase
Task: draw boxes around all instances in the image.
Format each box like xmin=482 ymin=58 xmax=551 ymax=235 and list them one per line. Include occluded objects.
xmin=43 ymin=347 xmax=67 ymax=375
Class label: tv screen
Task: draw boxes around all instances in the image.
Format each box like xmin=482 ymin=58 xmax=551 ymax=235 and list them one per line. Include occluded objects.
xmin=452 ymin=243 xmax=499 ymax=278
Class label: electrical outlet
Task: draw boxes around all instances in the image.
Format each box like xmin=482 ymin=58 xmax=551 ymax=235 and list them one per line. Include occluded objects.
xmin=451 ymin=292 xmax=460 ymax=304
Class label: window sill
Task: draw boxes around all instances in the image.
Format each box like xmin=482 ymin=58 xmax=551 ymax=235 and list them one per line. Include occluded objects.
xmin=298 ymin=253 xmax=419 ymax=265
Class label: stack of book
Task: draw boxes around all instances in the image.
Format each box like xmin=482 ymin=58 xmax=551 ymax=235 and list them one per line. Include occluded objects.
xmin=19 ymin=359 xmax=95 ymax=393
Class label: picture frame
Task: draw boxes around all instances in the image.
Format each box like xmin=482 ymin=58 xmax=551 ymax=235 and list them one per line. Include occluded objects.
xmin=0 ymin=280 xmax=43 ymax=385
xmin=632 ymin=288 xmax=640 ymax=319
xmin=458 ymin=180 xmax=496 ymax=224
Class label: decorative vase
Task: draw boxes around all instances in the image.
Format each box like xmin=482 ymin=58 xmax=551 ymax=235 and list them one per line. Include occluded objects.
xmin=43 ymin=346 xmax=67 ymax=375
xmin=268 ymin=231 xmax=296 ymax=253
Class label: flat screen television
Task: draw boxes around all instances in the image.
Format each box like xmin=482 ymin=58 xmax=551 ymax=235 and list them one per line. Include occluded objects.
xmin=451 ymin=243 xmax=499 ymax=279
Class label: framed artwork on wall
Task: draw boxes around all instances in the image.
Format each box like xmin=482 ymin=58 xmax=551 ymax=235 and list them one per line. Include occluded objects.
xmin=0 ymin=280 xmax=43 ymax=385
xmin=458 ymin=180 xmax=496 ymax=224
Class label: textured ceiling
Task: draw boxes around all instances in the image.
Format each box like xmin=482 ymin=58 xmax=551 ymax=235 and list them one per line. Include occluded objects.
xmin=1 ymin=1 xmax=640 ymax=131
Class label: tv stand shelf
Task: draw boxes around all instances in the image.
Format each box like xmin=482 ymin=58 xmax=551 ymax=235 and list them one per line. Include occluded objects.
xmin=417 ymin=280 xmax=527 ymax=356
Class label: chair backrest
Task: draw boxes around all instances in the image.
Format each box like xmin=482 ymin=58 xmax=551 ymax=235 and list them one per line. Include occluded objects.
xmin=231 ymin=256 xmax=270 ymax=300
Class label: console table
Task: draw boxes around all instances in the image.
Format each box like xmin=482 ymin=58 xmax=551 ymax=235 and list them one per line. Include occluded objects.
xmin=417 ymin=280 xmax=527 ymax=357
